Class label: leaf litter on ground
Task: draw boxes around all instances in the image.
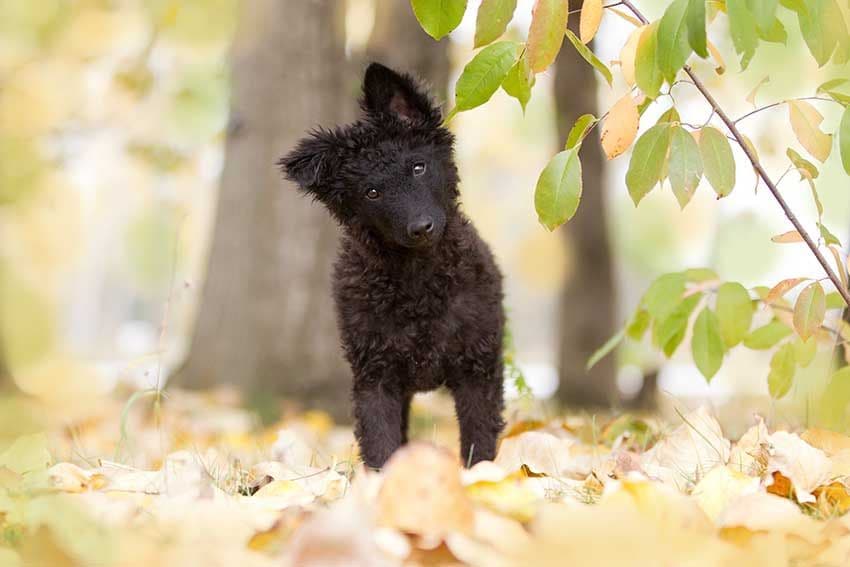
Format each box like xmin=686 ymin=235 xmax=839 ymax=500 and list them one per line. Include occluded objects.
xmin=3 ymin=390 xmax=850 ymax=565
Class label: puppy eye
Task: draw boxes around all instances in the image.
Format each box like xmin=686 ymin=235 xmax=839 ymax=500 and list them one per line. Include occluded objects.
xmin=412 ymin=162 xmax=427 ymax=176
xmin=366 ymin=188 xmax=380 ymax=200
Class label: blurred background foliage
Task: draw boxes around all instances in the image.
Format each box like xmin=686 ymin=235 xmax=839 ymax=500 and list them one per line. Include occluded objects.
xmin=0 ymin=0 xmax=848 ymax=437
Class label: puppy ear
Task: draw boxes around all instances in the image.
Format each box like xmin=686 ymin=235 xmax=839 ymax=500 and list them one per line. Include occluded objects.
xmin=278 ymin=130 xmax=339 ymax=194
xmin=362 ymin=62 xmax=439 ymax=123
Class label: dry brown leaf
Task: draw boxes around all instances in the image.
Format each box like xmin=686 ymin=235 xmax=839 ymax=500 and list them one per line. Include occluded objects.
xmin=47 ymin=462 xmax=107 ymax=493
xmin=788 ymin=100 xmax=833 ymax=162
xmin=766 ymin=431 xmax=832 ymax=504
xmin=495 ymin=430 xmax=575 ymax=477
xmin=729 ymin=417 xmax=770 ymax=476
xmin=641 ymin=407 xmax=731 ymax=491
xmin=377 ymin=443 xmax=474 ymax=537
xmin=600 ymin=93 xmax=639 ymax=159
xmin=579 ymin=0 xmax=603 ymax=43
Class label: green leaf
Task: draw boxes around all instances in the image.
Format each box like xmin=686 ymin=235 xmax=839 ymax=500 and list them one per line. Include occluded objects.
xmin=786 ymin=147 xmax=819 ymax=179
xmin=626 ymin=124 xmax=673 ymax=205
xmin=685 ymin=267 xmax=718 ymax=282
xmin=501 ymin=53 xmax=535 ymax=112
xmin=668 ymin=126 xmax=703 ymax=209
xmin=699 ymin=126 xmax=736 ymax=197
xmin=768 ymin=342 xmax=796 ymax=399
xmin=654 ymin=293 xmax=702 ymax=356
xmin=779 ymin=0 xmax=807 ymax=14
xmin=636 ymin=22 xmax=664 ymax=98
xmin=817 ymin=78 xmax=850 ymax=105
xmin=656 ymin=106 xmax=681 ymax=125
xmin=626 ymin=308 xmax=651 ymax=340
xmin=686 ymin=0 xmax=708 ymax=57
xmin=793 ymin=282 xmax=825 ymax=341
xmin=643 ymin=271 xmax=686 ymax=321
xmin=794 ymin=336 xmax=817 ymax=368
xmin=748 ymin=0 xmax=779 ymax=35
xmin=564 ymin=29 xmax=614 ymax=87
xmin=656 ymin=0 xmax=692 ymax=82
xmin=454 ymin=41 xmax=520 ymax=112
xmin=797 ymin=0 xmax=846 ymax=67
xmin=743 ymin=320 xmax=792 ymax=349
xmin=757 ymin=17 xmax=787 ymax=44
xmin=726 ymin=0 xmax=759 ymax=70
xmin=826 ymin=291 xmax=846 ymax=309
xmin=841 ymin=106 xmax=850 ymax=175
xmin=565 ymin=113 xmax=597 ymax=150
xmin=692 ymin=307 xmax=725 ymax=380
xmin=587 ymin=329 xmax=625 ymax=370
xmin=527 ymin=0 xmax=569 ymax=73
xmin=410 ymin=0 xmax=468 ymax=40
xmin=819 ymin=367 xmax=850 ymax=428
xmin=474 ymin=0 xmax=517 ymax=47
xmin=534 ymin=148 xmax=582 ymax=231
xmin=818 ymin=222 xmax=841 ymax=247
xmin=716 ymin=282 xmax=754 ymax=347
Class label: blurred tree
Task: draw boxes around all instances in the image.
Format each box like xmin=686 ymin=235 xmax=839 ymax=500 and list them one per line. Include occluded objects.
xmin=553 ymin=12 xmax=619 ymax=409
xmin=177 ymin=0 xmax=352 ymax=420
xmin=366 ymin=0 xmax=450 ymax=105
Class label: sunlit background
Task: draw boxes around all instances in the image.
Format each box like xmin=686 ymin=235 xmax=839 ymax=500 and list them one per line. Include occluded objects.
xmin=1 ymin=0 xmax=849 ymax=434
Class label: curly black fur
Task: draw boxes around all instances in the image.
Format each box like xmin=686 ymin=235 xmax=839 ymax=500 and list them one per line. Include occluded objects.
xmin=280 ymin=63 xmax=505 ymax=469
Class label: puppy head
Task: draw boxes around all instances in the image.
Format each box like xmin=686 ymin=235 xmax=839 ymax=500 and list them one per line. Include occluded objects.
xmin=280 ymin=63 xmax=458 ymax=249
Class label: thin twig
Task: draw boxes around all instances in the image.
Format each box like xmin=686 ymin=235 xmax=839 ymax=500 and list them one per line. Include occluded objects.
xmin=734 ymin=96 xmax=840 ymax=124
xmin=619 ymin=0 xmax=850 ymax=307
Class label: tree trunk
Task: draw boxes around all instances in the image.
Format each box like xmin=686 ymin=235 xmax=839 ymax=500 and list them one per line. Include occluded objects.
xmin=553 ymin=15 xmax=619 ymax=408
xmin=177 ymin=0 xmax=352 ymax=420
xmin=366 ymin=0 xmax=451 ymax=105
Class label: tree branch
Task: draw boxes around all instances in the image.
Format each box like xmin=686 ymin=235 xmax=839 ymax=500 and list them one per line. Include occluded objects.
xmin=619 ymin=0 xmax=850 ymax=307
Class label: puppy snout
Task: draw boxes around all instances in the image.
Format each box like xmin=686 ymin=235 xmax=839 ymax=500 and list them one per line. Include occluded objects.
xmin=407 ymin=217 xmax=435 ymax=240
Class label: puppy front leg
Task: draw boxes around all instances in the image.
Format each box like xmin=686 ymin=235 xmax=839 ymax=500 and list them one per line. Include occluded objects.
xmin=451 ymin=378 xmax=505 ymax=466
xmin=353 ymin=382 xmax=405 ymax=469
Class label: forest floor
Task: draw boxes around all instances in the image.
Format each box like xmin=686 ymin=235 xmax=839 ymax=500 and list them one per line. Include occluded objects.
xmin=2 ymin=389 xmax=850 ymax=566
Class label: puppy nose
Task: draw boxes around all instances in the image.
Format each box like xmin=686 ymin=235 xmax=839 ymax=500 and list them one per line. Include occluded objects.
xmin=407 ymin=217 xmax=434 ymax=239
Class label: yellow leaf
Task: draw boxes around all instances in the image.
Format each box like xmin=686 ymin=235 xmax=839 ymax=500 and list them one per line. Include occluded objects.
xmin=377 ymin=443 xmax=474 ymax=537
xmin=801 ymin=428 xmax=850 ymax=455
xmin=600 ymin=93 xmax=639 ymax=159
xmin=465 ymin=476 xmax=539 ymax=522
xmin=707 ymin=40 xmax=725 ymax=74
xmin=770 ymin=230 xmax=804 ymax=243
xmin=765 ymin=277 xmax=807 ymax=304
xmin=745 ymin=76 xmax=770 ymax=108
xmin=788 ymin=100 xmax=833 ymax=162
xmin=619 ymin=26 xmax=645 ymax=87
xmin=692 ymin=465 xmax=759 ymax=521
xmin=766 ymin=431 xmax=832 ymax=504
xmin=829 ymin=246 xmax=848 ymax=290
xmin=579 ymin=0 xmax=603 ymax=43
xmin=607 ymin=6 xmax=643 ymax=26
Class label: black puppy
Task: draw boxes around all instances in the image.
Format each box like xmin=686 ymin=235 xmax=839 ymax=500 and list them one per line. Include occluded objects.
xmin=280 ymin=63 xmax=505 ymax=469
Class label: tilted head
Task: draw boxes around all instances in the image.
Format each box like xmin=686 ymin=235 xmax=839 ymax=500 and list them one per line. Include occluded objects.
xmin=280 ymin=63 xmax=458 ymax=249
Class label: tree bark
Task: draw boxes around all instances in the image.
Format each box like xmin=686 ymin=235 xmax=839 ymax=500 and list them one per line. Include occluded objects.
xmin=177 ymin=0 xmax=351 ymax=420
xmin=366 ymin=0 xmax=451 ymax=105
xmin=553 ymin=16 xmax=619 ymax=408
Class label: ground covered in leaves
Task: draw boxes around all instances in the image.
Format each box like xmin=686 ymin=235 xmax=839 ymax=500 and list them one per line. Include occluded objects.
xmin=3 ymin=391 xmax=850 ymax=566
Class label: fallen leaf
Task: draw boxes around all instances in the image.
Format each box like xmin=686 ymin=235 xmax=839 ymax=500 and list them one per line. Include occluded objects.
xmin=377 ymin=443 xmax=474 ymax=537
xmin=766 ymin=431 xmax=832 ymax=504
